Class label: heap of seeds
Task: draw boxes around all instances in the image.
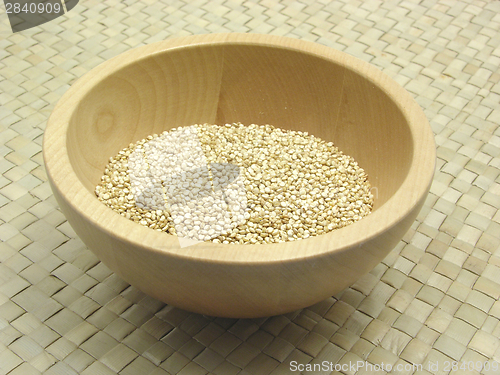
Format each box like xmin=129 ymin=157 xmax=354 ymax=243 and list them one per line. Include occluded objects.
xmin=95 ymin=123 xmax=373 ymax=244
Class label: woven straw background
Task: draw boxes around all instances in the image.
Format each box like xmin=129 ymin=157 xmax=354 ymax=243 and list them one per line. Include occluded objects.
xmin=1 ymin=0 xmax=500 ymax=374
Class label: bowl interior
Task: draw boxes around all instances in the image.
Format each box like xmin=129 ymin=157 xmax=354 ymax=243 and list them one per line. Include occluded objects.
xmin=66 ymin=42 xmax=413 ymax=214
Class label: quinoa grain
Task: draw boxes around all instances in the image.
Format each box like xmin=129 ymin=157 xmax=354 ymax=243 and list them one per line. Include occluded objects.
xmin=95 ymin=123 xmax=373 ymax=244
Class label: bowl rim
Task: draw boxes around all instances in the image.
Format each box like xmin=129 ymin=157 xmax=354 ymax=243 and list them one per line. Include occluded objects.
xmin=43 ymin=33 xmax=436 ymax=265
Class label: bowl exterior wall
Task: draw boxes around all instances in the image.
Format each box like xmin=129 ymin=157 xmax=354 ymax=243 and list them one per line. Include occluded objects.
xmin=49 ymin=175 xmax=426 ymax=318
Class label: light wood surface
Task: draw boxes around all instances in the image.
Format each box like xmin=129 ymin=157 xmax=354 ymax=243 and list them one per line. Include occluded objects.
xmin=43 ymin=33 xmax=435 ymax=318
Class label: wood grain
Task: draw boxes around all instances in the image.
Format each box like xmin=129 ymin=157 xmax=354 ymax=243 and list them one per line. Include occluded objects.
xmin=43 ymin=33 xmax=435 ymax=318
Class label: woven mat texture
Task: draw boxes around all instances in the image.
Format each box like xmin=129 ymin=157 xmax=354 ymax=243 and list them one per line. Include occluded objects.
xmin=1 ymin=0 xmax=500 ymax=374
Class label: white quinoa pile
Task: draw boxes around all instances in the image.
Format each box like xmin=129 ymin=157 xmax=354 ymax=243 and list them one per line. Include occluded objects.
xmin=95 ymin=123 xmax=374 ymax=244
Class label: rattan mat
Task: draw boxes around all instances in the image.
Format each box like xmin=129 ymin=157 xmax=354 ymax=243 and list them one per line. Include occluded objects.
xmin=1 ymin=1 xmax=500 ymax=374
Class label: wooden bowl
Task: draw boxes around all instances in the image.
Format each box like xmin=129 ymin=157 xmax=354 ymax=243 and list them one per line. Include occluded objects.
xmin=43 ymin=34 xmax=435 ymax=318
